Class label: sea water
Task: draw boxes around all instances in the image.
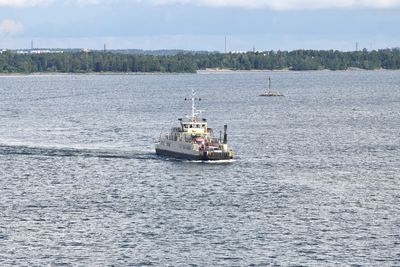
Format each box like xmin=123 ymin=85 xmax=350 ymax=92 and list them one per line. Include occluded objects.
xmin=0 ymin=71 xmax=399 ymax=266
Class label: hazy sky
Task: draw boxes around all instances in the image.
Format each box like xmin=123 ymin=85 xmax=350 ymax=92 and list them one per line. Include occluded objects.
xmin=0 ymin=0 xmax=399 ymax=51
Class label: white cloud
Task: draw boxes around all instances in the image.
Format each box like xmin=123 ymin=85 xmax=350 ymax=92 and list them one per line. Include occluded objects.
xmin=0 ymin=0 xmax=114 ymax=7
xmin=0 ymin=20 xmax=23 ymax=35
xmin=146 ymin=0 xmax=400 ymax=10
xmin=0 ymin=0 xmax=52 ymax=7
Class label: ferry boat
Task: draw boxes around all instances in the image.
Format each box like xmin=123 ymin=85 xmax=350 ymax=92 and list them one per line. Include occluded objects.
xmin=155 ymin=90 xmax=234 ymax=160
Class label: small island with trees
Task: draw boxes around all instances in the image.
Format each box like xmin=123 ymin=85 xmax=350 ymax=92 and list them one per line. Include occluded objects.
xmin=0 ymin=48 xmax=400 ymax=73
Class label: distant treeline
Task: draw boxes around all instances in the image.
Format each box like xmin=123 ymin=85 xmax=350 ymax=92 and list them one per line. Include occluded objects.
xmin=1 ymin=48 xmax=400 ymax=73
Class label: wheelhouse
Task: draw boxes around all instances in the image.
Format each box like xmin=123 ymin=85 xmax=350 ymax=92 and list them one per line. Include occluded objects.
xmin=181 ymin=121 xmax=208 ymax=135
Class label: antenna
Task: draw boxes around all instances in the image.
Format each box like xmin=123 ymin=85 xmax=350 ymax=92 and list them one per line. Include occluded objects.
xmin=31 ymin=40 xmax=33 ymax=50
xmin=356 ymin=42 xmax=358 ymax=52
xmin=104 ymin=43 xmax=106 ymax=52
xmin=225 ymin=36 xmax=227 ymax=53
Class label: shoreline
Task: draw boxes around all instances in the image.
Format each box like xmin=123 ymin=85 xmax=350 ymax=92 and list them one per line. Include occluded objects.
xmin=0 ymin=72 xmax=180 ymax=77
xmin=199 ymin=67 xmax=392 ymax=72
xmin=0 ymin=68 xmax=396 ymax=76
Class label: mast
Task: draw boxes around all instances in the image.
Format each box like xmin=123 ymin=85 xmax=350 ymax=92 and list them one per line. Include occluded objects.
xmin=191 ymin=89 xmax=196 ymax=121
xmin=185 ymin=89 xmax=201 ymax=122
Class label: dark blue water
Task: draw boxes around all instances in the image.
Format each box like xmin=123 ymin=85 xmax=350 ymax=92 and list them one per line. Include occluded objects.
xmin=1 ymin=71 xmax=399 ymax=266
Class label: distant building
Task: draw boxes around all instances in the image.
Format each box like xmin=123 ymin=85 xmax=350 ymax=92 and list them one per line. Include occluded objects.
xmin=16 ymin=50 xmax=29 ymax=54
xmin=14 ymin=49 xmax=64 ymax=54
xmin=230 ymin=50 xmax=247 ymax=54
xmin=30 ymin=49 xmax=52 ymax=54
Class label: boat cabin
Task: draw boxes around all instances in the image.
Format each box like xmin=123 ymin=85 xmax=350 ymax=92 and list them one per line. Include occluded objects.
xmin=181 ymin=121 xmax=208 ymax=135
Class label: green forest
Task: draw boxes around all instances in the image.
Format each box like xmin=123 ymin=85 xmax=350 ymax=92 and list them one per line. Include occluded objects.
xmin=1 ymin=48 xmax=400 ymax=73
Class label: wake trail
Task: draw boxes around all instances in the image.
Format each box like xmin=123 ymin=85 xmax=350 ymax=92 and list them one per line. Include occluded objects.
xmin=0 ymin=143 xmax=156 ymax=160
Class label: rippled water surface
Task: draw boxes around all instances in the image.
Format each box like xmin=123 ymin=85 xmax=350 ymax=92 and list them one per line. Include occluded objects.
xmin=1 ymin=71 xmax=399 ymax=266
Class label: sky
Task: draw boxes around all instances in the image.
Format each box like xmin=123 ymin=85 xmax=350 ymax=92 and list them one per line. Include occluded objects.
xmin=0 ymin=0 xmax=399 ymax=51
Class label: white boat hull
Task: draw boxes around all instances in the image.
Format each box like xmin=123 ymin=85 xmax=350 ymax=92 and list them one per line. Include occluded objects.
xmin=155 ymin=140 xmax=233 ymax=161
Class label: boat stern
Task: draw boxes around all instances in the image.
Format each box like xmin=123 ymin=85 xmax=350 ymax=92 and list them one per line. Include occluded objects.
xmin=203 ymin=150 xmax=234 ymax=160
